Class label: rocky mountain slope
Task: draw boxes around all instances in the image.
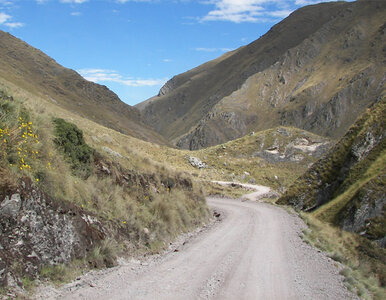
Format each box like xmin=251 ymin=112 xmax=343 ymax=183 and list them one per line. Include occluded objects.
xmin=137 ymin=0 xmax=386 ymax=150
xmin=278 ymin=98 xmax=385 ymax=247
xmin=0 ymin=30 xmax=167 ymax=145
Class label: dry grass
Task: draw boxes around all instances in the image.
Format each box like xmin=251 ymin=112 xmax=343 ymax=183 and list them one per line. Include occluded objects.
xmin=201 ymin=180 xmax=251 ymax=198
xmin=0 ymin=84 xmax=210 ymax=293
xmin=0 ymin=76 xmax=321 ymax=194
xmin=189 ymin=126 xmax=330 ymax=190
xmin=301 ymin=213 xmax=386 ymax=299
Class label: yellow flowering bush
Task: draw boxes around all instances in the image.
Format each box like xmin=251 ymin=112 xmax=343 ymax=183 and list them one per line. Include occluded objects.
xmin=14 ymin=117 xmax=40 ymax=170
xmin=0 ymin=93 xmax=50 ymax=181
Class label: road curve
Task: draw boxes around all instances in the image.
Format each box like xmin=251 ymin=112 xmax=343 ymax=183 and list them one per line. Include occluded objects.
xmin=38 ymin=197 xmax=357 ymax=300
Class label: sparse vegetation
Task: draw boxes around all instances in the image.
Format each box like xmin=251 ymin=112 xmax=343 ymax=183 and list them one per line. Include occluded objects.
xmin=201 ymin=181 xmax=250 ymax=198
xmin=301 ymin=213 xmax=386 ymax=300
xmin=37 ymin=238 xmax=121 ymax=288
xmin=278 ymin=100 xmax=386 ymax=250
xmin=277 ymin=99 xmax=386 ymax=298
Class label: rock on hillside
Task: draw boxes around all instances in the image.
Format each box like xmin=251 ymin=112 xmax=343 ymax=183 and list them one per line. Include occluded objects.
xmin=0 ymin=30 xmax=167 ymax=145
xmin=252 ymin=130 xmax=332 ymax=164
xmin=193 ymin=127 xmax=333 ymax=190
xmin=137 ymin=0 xmax=386 ymax=150
xmin=0 ymin=161 xmax=207 ymax=291
xmin=0 ymin=178 xmax=109 ymax=289
xmin=278 ymin=98 xmax=385 ymax=246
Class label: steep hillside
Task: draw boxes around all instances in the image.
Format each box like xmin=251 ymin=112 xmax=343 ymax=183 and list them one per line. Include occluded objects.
xmin=278 ymin=98 xmax=385 ymax=247
xmin=0 ymin=86 xmax=208 ymax=295
xmin=0 ymin=30 xmax=167 ymax=145
xmin=137 ymin=0 xmax=386 ymax=149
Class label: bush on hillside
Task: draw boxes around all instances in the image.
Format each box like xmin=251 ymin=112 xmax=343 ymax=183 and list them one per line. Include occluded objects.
xmin=53 ymin=118 xmax=94 ymax=178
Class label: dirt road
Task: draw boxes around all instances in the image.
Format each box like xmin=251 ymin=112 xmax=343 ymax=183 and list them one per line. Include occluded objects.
xmin=36 ymin=196 xmax=357 ymax=300
xmin=211 ymin=181 xmax=272 ymax=201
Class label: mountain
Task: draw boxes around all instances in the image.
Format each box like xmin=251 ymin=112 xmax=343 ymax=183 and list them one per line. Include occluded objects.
xmin=0 ymin=30 xmax=168 ymax=145
xmin=277 ymin=98 xmax=385 ymax=247
xmin=137 ymin=0 xmax=386 ymax=150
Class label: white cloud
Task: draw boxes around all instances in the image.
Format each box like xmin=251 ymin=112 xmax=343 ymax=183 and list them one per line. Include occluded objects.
xmin=60 ymin=0 xmax=88 ymax=4
xmin=4 ymin=22 xmax=23 ymax=28
xmin=200 ymin=0 xmax=340 ymax=23
xmin=0 ymin=0 xmax=13 ymax=6
xmin=162 ymin=58 xmax=172 ymax=63
xmin=267 ymin=9 xmax=293 ymax=18
xmin=78 ymin=69 xmax=167 ymax=87
xmin=0 ymin=12 xmax=24 ymax=28
xmin=71 ymin=11 xmax=82 ymax=16
xmin=0 ymin=12 xmax=10 ymax=24
xmin=201 ymin=0 xmax=270 ymax=23
xmin=195 ymin=47 xmax=216 ymax=52
xmin=194 ymin=47 xmax=233 ymax=52
xmin=116 ymin=0 xmax=154 ymax=3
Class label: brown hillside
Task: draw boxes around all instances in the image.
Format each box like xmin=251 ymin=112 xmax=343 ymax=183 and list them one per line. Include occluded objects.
xmin=0 ymin=30 xmax=168 ymax=145
xmin=137 ymin=0 xmax=385 ymax=150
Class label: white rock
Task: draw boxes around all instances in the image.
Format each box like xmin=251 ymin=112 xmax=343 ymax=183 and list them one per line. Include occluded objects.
xmin=102 ymin=146 xmax=122 ymax=158
xmin=0 ymin=194 xmax=21 ymax=218
xmin=188 ymin=156 xmax=207 ymax=169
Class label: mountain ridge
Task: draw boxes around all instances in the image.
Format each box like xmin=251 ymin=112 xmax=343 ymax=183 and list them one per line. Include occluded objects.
xmin=137 ymin=0 xmax=385 ymax=150
xmin=0 ymin=30 xmax=168 ymax=146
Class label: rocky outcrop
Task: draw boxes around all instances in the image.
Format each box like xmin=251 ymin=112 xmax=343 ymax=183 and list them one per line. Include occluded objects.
xmin=177 ymin=111 xmax=247 ymax=150
xmin=158 ymin=77 xmax=179 ymax=96
xmin=0 ymin=154 xmax=205 ymax=290
xmin=279 ymin=66 xmax=386 ymax=139
xmin=278 ymin=99 xmax=385 ymax=245
xmin=187 ymin=156 xmax=207 ymax=169
xmin=340 ymin=175 xmax=386 ymax=247
xmin=0 ymin=178 xmax=107 ymax=288
xmin=253 ymin=135 xmax=331 ymax=164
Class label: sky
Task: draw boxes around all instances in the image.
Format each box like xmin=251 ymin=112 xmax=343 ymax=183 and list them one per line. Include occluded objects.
xmin=0 ymin=0 xmax=346 ymax=105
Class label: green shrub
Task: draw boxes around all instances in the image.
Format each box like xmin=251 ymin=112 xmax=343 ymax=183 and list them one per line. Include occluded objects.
xmin=53 ymin=118 xmax=94 ymax=178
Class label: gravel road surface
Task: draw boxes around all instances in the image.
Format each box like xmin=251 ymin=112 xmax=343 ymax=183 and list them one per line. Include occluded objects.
xmin=35 ymin=196 xmax=357 ymax=300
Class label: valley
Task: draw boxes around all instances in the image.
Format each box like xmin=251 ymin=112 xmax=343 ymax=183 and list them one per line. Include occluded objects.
xmin=0 ymin=0 xmax=385 ymax=299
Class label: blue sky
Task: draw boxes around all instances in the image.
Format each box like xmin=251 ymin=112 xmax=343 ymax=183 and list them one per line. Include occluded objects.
xmin=0 ymin=0 xmax=344 ymax=105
